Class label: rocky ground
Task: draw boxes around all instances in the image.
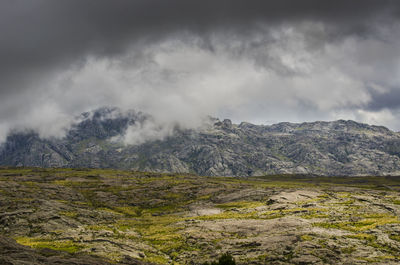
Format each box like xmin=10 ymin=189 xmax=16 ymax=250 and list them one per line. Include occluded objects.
xmin=1 ymin=168 xmax=400 ymax=264
xmin=0 ymin=234 xmax=150 ymax=265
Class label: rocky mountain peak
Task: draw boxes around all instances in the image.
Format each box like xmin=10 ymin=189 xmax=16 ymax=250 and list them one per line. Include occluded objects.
xmin=1 ymin=108 xmax=400 ymax=176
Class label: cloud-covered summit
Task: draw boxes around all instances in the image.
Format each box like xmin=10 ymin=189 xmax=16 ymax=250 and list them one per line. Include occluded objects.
xmin=1 ymin=0 xmax=400 ymax=143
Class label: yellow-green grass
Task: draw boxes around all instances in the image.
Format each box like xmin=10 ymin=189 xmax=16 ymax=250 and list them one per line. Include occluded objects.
xmin=215 ymin=201 xmax=265 ymax=209
xmin=15 ymin=237 xmax=84 ymax=254
xmin=346 ymin=233 xmax=376 ymax=241
xmin=314 ymin=217 xmax=400 ymax=232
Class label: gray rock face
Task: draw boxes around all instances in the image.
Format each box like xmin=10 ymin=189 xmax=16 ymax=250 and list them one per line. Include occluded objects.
xmin=1 ymin=107 xmax=400 ymax=176
xmin=0 ymin=235 xmax=149 ymax=265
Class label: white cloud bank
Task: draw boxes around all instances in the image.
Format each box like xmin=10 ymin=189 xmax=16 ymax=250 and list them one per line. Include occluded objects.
xmin=1 ymin=23 xmax=400 ymax=144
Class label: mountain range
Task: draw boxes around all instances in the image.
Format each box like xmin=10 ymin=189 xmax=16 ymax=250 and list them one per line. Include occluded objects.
xmin=1 ymin=107 xmax=400 ymax=176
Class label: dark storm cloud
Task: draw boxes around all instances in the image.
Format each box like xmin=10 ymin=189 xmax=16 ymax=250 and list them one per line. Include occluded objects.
xmin=1 ymin=0 xmax=399 ymax=93
xmin=1 ymin=0 xmax=400 ymax=142
xmin=368 ymin=88 xmax=400 ymax=111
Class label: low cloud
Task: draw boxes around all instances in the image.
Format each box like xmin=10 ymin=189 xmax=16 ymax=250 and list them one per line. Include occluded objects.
xmin=114 ymin=120 xmax=177 ymax=146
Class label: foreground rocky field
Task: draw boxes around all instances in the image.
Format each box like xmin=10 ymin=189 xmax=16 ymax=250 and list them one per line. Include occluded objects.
xmin=1 ymin=168 xmax=400 ymax=264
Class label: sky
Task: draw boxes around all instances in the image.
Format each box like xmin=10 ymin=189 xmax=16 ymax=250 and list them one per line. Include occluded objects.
xmin=1 ymin=0 xmax=400 ymax=143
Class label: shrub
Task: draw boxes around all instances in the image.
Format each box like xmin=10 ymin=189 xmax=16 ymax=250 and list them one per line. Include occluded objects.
xmin=203 ymin=253 xmax=236 ymax=265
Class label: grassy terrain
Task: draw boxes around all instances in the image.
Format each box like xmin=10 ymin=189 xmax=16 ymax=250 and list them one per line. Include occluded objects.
xmin=1 ymin=167 xmax=400 ymax=264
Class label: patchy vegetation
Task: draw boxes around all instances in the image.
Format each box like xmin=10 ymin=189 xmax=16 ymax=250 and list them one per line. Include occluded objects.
xmin=1 ymin=167 xmax=400 ymax=264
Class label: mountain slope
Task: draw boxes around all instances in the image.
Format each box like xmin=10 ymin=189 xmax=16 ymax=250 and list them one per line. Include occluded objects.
xmin=1 ymin=107 xmax=400 ymax=176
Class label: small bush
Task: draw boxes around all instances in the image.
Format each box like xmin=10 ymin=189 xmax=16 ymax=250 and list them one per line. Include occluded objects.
xmin=203 ymin=253 xmax=236 ymax=265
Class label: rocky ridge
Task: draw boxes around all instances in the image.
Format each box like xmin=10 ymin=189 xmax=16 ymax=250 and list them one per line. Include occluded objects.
xmin=1 ymin=107 xmax=400 ymax=176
